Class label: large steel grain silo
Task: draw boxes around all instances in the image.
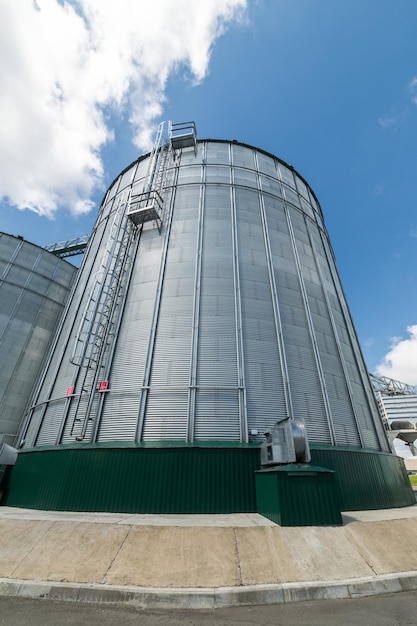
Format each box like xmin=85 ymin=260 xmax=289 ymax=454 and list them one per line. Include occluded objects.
xmin=0 ymin=233 xmax=77 ymax=446
xmin=6 ymin=123 xmax=414 ymax=516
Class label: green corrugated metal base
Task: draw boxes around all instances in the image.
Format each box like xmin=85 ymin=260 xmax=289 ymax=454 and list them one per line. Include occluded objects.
xmin=309 ymin=445 xmax=415 ymax=510
xmin=2 ymin=443 xmax=260 ymax=514
xmin=2 ymin=442 xmax=415 ymax=514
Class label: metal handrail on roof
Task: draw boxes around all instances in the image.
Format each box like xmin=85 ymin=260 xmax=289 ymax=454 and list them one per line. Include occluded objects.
xmin=169 ymin=121 xmax=197 ymax=152
xmin=369 ymin=373 xmax=417 ymax=396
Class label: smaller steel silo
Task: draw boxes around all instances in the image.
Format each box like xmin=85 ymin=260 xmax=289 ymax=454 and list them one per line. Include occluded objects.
xmin=0 ymin=233 xmax=77 ymax=446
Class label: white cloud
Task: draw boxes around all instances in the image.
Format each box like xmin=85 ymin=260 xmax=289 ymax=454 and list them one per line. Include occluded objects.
xmin=375 ymin=325 xmax=417 ymax=386
xmin=0 ymin=0 xmax=247 ymax=217
xmin=378 ymin=115 xmax=398 ymax=129
xmin=409 ymin=76 xmax=417 ymax=103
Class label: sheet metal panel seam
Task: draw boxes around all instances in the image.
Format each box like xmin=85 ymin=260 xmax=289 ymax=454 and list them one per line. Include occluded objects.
xmin=255 ymin=150 xmax=292 ymax=423
xmin=318 ymin=229 xmax=388 ymax=451
xmin=230 ymin=143 xmax=248 ymax=443
xmin=187 ymin=142 xmax=206 ymax=441
xmin=281 ymin=177 xmax=335 ymax=444
xmin=306 ymin=219 xmax=362 ymax=447
xmin=136 ymin=158 xmax=180 ymax=441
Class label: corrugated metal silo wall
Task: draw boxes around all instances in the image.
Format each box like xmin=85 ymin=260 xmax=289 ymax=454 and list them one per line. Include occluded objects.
xmin=0 ymin=233 xmax=77 ymax=445
xmin=20 ymin=140 xmax=388 ymax=454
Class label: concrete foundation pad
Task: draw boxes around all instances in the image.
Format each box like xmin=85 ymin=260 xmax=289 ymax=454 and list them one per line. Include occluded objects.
xmin=344 ymin=517 xmax=417 ymax=574
xmin=10 ymin=521 xmax=130 ymax=583
xmin=1 ymin=506 xmax=417 ymax=607
xmin=105 ymin=526 xmax=240 ymax=588
xmin=235 ymin=525 xmax=375 ymax=585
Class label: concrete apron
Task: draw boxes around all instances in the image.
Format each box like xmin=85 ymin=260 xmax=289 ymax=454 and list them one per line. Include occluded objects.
xmin=1 ymin=506 xmax=417 ymax=608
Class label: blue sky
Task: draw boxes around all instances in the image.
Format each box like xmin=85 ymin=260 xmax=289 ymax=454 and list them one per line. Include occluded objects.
xmin=1 ymin=0 xmax=416 ymax=382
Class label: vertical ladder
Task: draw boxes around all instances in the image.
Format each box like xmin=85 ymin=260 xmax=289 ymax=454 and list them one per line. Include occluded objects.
xmin=127 ymin=120 xmax=197 ymax=228
xmin=72 ymin=120 xmax=197 ymax=368
xmin=127 ymin=121 xmax=172 ymax=228
xmin=71 ymin=190 xmax=133 ymax=368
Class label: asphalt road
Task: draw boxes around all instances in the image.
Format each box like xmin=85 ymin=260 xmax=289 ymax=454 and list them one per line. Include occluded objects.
xmin=1 ymin=592 xmax=417 ymax=626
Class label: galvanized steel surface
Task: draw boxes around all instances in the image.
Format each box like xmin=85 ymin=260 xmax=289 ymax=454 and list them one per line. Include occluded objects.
xmin=0 ymin=233 xmax=76 ymax=445
xmin=19 ymin=140 xmax=389 ymax=451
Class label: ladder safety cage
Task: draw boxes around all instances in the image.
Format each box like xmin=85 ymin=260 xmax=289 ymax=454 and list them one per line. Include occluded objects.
xmin=127 ymin=121 xmax=171 ymax=230
xmin=70 ymin=189 xmax=134 ymax=369
xmin=127 ymin=120 xmax=197 ymax=228
xmin=72 ymin=120 xmax=198 ymax=370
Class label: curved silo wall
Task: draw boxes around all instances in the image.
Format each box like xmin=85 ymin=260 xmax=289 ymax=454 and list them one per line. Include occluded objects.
xmin=0 ymin=233 xmax=77 ymax=445
xmin=19 ymin=140 xmax=388 ymax=452
xmin=7 ymin=139 xmax=412 ymax=514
